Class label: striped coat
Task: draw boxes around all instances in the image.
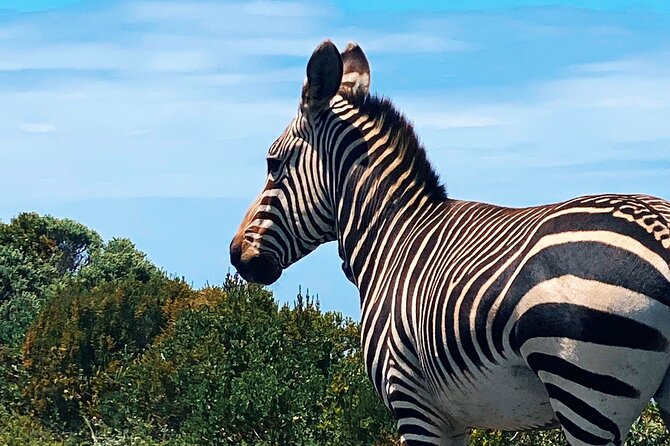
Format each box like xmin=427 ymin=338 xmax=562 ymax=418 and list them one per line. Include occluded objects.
xmin=230 ymin=40 xmax=670 ymax=445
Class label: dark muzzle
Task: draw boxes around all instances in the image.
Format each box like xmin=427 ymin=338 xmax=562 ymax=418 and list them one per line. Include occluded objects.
xmin=229 ymin=236 xmax=282 ymax=285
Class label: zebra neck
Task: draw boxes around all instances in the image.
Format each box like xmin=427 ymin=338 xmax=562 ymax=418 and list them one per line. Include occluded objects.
xmin=335 ymin=169 xmax=440 ymax=291
xmin=328 ymin=95 xmax=447 ymax=293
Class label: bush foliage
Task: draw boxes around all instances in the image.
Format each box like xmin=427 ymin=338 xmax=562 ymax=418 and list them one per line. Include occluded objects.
xmin=1 ymin=213 xmax=669 ymax=445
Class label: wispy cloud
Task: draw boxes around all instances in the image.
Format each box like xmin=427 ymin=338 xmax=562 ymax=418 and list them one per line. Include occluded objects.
xmin=124 ymin=129 xmax=151 ymax=138
xmin=20 ymin=122 xmax=56 ymax=133
xmin=362 ymin=33 xmax=474 ymax=53
xmin=0 ymin=0 xmax=668 ymax=209
xmin=391 ymin=49 xmax=670 ymax=206
xmin=192 ymin=68 xmax=305 ymax=86
xmin=0 ymin=43 xmax=131 ymax=71
xmin=241 ymin=0 xmax=329 ymax=17
xmin=411 ymin=111 xmax=502 ymax=129
xmin=573 ymin=52 xmax=670 ymax=76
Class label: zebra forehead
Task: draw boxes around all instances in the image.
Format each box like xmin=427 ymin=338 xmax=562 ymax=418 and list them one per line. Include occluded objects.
xmin=341 ymin=72 xmax=370 ymax=94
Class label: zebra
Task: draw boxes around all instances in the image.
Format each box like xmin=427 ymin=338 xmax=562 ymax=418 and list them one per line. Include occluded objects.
xmin=229 ymin=40 xmax=670 ymax=445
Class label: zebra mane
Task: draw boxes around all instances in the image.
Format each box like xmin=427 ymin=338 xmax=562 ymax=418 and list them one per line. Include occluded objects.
xmin=342 ymin=91 xmax=448 ymax=202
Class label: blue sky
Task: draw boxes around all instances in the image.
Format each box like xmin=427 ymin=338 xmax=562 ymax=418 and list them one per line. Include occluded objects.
xmin=1 ymin=1 xmax=669 ymax=317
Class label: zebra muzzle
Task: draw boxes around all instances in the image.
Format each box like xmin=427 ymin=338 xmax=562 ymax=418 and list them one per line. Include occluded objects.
xmin=230 ymin=236 xmax=282 ymax=285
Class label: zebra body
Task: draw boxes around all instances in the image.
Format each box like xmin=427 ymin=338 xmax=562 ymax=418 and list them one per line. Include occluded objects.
xmin=230 ymin=40 xmax=670 ymax=445
xmin=364 ymin=194 xmax=670 ymax=443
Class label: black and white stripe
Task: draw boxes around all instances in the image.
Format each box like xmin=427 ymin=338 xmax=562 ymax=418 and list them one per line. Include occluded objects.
xmin=230 ymin=40 xmax=670 ymax=446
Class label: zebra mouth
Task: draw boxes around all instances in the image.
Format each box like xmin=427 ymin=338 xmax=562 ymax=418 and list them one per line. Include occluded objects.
xmin=230 ymin=247 xmax=282 ymax=285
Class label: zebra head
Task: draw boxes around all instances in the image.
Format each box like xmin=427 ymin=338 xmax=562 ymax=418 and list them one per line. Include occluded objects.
xmin=230 ymin=40 xmax=371 ymax=284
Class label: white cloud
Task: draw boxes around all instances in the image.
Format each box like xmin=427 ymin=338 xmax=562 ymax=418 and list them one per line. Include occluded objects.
xmin=143 ymin=50 xmax=215 ymax=72
xmin=192 ymin=68 xmax=304 ymax=86
xmin=20 ymin=122 xmax=56 ymax=133
xmin=412 ymin=111 xmax=502 ymax=129
xmin=361 ymin=33 xmax=474 ymax=53
xmin=596 ymin=95 xmax=664 ymax=109
xmin=124 ymin=129 xmax=151 ymax=138
xmin=0 ymin=0 xmax=668 ymax=209
xmin=230 ymin=37 xmax=323 ymax=56
xmin=0 ymin=23 xmax=34 ymax=40
xmin=127 ymin=0 xmax=327 ymax=21
xmin=125 ymin=1 xmax=320 ymax=38
xmin=574 ymin=53 xmax=670 ymax=76
xmin=127 ymin=1 xmax=225 ymax=21
xmin=0 ymin=43 xmax=132 ymax=71
xmin=241 ymin=1 xmax=328 ymax=17
xmin=395 ymin=51 xmax=670 ymax=180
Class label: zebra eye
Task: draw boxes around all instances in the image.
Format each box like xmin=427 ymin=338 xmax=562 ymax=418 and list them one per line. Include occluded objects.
xmin=267 ymin=158 xmax=282 ymax=175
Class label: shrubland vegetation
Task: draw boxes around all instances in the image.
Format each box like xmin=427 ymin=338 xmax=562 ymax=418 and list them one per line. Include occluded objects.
xmin=0 ymin=213 xmax=667 ymax=445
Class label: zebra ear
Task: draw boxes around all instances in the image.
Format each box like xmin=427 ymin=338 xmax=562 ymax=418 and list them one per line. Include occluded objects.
xmin=340 ymin=42 xmax=370 ymax=96
xmin=302 ymin=40 xmax=343 ymax=111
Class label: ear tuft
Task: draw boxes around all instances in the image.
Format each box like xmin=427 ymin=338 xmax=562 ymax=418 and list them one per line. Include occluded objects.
xmin=302 ymin=40 xmax=343 ymax=110
xmin=340 ymin=42 xmax=370 ymax=96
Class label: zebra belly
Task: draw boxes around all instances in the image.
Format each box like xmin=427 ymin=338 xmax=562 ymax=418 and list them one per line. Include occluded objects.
xmin=434 ymin=360 xmax=557 ymax=430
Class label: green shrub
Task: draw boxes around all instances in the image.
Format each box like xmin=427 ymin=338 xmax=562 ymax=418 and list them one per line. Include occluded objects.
xmin=78 ymin=238 xmax=162 ymax=288
xmin=23 ymin=277 xmax=193 ymax=429
xmin=0 ymin=213 xmax=101 ymax=273
xmin=0 ymin=213 xmax=102 ymax=348
xmin=94 ymin=278 xmax=395 ymax=446
xmin=0 ymin=345 xmax=28 ymax=413
xmin=0 ymin=213 xmax=102 ymax=292
xmin=0 ymin=290 xmax=44 ymax=349
xmin=0 ymin=406 xmax=66 ymax=446
xmin=99 ymin=279 xmax=295 ymax=444
xmin=627 ymin=403 xmax=670 ymax=446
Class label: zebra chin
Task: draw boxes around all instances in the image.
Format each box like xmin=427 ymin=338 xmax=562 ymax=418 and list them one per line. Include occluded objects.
xmin=236 ymin=264 xmax=282 ymax=285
